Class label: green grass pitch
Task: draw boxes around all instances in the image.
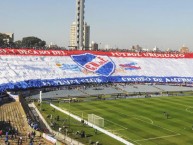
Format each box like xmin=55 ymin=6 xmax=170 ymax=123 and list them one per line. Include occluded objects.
xmin=58 ymin=96 xmax=193 ymax=145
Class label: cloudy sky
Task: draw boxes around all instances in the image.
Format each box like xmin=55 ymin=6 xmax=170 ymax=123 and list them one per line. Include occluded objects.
xmin=1 ymin=0 xmax=193 ymax=50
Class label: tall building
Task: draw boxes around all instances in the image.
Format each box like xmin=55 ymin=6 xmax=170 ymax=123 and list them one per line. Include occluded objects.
xmin=83 ymin=23 xmax=90 ymax=50
xmin=70 ymin=22 xmax=90 ymax=50
xmin=70 ymin=22 xmax=77 ymax=48
xmin=76 ymin=0 xmax=85 ymax=50
xmin=70 ymin=0 xmax=90 ymax=50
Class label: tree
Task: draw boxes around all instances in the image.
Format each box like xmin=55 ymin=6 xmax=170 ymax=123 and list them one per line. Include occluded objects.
xmin=14 ymin=40 xmax=22 ymax=48
xmin=22 ymin=36 xmax=46 ymax=47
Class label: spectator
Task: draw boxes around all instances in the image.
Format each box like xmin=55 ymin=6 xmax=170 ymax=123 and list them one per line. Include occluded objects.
xmin=94 ymin=129 xmax=97 ymax=134
xmin=59 ymin=127 xmax=62 ymax=132
xmin=18 ymin=136 xmax=22 ymax=145
xmin=15 ymin=128 xmax=18 ymax=136
xmin=29 ymin=137 xmax=34 ymax=145
xmin=5 ymin=131 xmax=9 ymax=138
xmin=27 ymin=131 xmax=31 ymax=139
xmin=96 ymin=141 xmax=100 ymax=145
xmin=5 ymin=136 xmax=8 ymax=144
xmin=0 ymin=129 xmax=3 ymax=138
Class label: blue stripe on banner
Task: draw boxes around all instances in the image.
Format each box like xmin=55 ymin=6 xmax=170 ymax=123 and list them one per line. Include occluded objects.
xmin=1 ymin=76 xmax=193 ymax=92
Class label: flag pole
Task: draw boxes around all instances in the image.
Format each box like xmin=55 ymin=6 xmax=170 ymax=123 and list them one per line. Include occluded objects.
xmin=39 ymin=91 xmax=42 ymax=103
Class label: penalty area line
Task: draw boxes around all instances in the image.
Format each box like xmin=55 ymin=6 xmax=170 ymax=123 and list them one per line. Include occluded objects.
xmin=186 ymin=106 xmax=193 ymax=113
xmin=70 ymin=108 xmax=103 ymax=114
xmin=105 ymin=119 xmax=128 ymax=130
xmin=107 ymin=128 xmax=127 ymax=132
xmin=135 ymin=133 xmax=181 ymax=142
xmin=132 ymin=115 xmax=154 ymax=124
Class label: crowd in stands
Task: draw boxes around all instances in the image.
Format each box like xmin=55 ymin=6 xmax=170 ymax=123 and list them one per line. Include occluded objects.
xmin=0 ymin=122 xmax=18 ymax=144
xmin=0 ymin=100 xmax=42 ymax=145
xmin=27 ymin=117 xmax=39 ymax=131
xmin=0 ymin=120 xmax=34 ymax=145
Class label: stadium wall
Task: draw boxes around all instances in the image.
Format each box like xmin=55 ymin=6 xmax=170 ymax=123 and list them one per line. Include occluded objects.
xmin=0 ymin=48 xmax=193 ymax=92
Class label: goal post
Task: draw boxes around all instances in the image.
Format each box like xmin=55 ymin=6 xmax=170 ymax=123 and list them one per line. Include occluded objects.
xmin=88 ymin=114 xmax=104 ymax=128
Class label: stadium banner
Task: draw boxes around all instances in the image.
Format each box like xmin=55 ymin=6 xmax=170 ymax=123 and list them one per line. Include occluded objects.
xmin=0 ymin=48 xmax=193 ymax=58
xmin=0 ymin=51 xmax=193 ymax=92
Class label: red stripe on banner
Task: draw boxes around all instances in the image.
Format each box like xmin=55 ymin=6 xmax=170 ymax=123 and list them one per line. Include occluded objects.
xmin=0 ymin=48 xmax=193 ymax=58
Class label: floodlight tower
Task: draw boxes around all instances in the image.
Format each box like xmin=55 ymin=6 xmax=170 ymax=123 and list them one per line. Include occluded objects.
xmin=76 ymin=0 xmax=85 ymax=50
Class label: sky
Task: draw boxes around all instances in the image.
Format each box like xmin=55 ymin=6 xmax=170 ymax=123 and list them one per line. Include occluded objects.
xmin=0 ymin=0 xmax=193 ymax=51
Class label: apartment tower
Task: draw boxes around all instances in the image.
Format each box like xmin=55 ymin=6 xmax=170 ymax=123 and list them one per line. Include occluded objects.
xmin=70 ymin=0 xmax=90 ymax=50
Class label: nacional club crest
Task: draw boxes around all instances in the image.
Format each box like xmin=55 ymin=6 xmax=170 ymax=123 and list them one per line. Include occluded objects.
xmin=71 ymin=53 xmax=115 ymax=76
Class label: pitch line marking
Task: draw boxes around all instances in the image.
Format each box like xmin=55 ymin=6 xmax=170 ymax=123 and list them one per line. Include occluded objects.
xmin=113 ymin=110 xmax=154 ymax=125
xmin=135 ymin=133 xmax=181 ymax=142
xmin=105 ymin=119 xmax=128 ymax=130
xmin=68 ymin=107 xmax=153 ymax=125
xmin=71 ymin=108 xmax=103 ymax=113
xmin=106 ymin=109 xmax=178 ymax=135
xmin=105 ymin=108 xmax=154 ymax=125
xmin=132 ymin=115 xmax=154 ymax=124
xmin=71 ymin=107 xmax=176 ymax=134
xmin=186 ymin=106 xmax=193 ymax=113
xmin=107 ymin=129 xmax=127 ymax=132
xmin=62 ymin=106 xmax=178 ymax=135
xmin=58 ymin=104 xmax=180 ymax=144
xmin=66 ymin=108 xmax=128 ymax=130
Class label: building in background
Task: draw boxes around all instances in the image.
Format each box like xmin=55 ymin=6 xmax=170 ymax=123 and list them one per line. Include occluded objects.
xmin=76 ymin=0 xmax=85 ymax=50
xmin=4 ymin=33 xmax=14 ymax=43
xmin=83 ymin=23 xmax=90 ymax=50
xmin=90 ymin=41 xmax=98 ymax=50
xmin=131 ymin=45 xmax=143 ymax=52
xmin=70 ymin=22 xmax=90 ymax=50
xmin=48 ymin=42 xmax=58 ymax=49
xmin=69 ymin=0 xmax=90 ymax=50
xmin=180 ymin=45 xmax=189 ymax=53
xmin=152 ymin=46 xmax=160 ymax=52
xmin=69 ymin=22 xmax=77 ymax=49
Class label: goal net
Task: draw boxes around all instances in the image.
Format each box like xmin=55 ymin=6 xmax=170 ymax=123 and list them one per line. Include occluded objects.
xmin=88 ymin=114 xmax=104 ymax=128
